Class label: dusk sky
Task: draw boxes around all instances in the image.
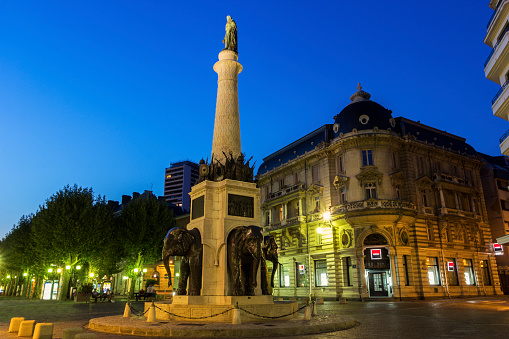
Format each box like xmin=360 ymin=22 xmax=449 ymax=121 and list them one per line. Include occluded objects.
xmin=0 ymin=1 xmax=502 ymax=238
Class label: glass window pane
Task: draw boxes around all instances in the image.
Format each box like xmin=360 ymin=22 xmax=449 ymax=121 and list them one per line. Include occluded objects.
xmin=280 ymin=264 xmax=291 ymax=287
xmin=296 ymin=262 xmax=309 ymax=287
xmin=315 ymin=260 xmax=328 ymax=287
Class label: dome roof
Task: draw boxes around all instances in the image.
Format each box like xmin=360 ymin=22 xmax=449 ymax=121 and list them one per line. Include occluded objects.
xmin=332 ymin=84 xmax=395 ymax=136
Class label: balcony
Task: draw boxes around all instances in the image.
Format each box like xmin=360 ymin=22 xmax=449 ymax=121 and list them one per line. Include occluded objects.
xmin=265 ymin=215 xmax=306 ymax=230
xmin=500 ymin=128 xmax=509 ymax=155
xmin=266 ymin=183 xmax=306 ymax=202
xmin=331 ymin=199 xmax=416 ymax=214
xmin=485 ymin=0 xmax=509 ymax=49
xmin=439 ymin=207 xmax=479 ymax=219
xmin=485 ymin=30 xmax=509 ymax=83
xmin=432 ymin=173 xmax=471 ymax=186
xmin=330 ymin=199 xmax=417 ymax=225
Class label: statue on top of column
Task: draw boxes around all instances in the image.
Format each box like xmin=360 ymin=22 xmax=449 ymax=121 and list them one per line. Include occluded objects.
xmin=223 ymin=15 xmax=237 ymax=53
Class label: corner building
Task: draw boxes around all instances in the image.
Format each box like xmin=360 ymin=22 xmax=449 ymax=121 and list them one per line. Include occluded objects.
xmin=257 ymin=87 xmax=501 ymax=300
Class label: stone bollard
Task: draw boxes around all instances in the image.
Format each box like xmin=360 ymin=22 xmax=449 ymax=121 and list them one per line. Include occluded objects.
xmin=75 ymin=334 xmax=98 ymax=339
xmin=146 ymin=301 xmax=157 ymax=322
xmin=62 ymin=327 xmax=84 ymax=339
xmin=338 ymin=298 xmax=347 ymax=304
xmin=33 ymin=323 xmax=53 ymax=339
xmin=18 ymin=320 xmax=36 ymax=337
xmin=304 ymin=304 xmax=312 ymax=320
xmin=232 ymin=304 xmax=241 ymax=324
xmin=316 ymin=298 xmax=325 ymax=304
xmin=123 ymin=302 xmax=131 ymax=318
xmin=8 ymin=317 xmax=24 ymax=332
xmin=312 ymin=301 xmax=318 ymax=316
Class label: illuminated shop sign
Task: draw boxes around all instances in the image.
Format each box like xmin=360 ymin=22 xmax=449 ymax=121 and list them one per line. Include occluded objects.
xmin=371 ymin=249 xmax=382 ymax=260
xmin=447 ymin=262 xmax=454 ymax=271
xmin=494 ymin=243 xmax=503 ymax=255
xmin=298 ymin=264 xmax=306 ymax=273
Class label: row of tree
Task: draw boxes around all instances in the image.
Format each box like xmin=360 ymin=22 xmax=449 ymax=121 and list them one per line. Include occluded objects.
xmin=0 ymin=184 xmax=175 ymax=300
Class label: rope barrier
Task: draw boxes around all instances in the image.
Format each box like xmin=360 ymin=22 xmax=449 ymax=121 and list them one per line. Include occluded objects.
xmin=237 ymin=304 xmax=307 ymax=319
xmin=154 ymin=305 xmax=234 ymax=320
xmin=128 ymin=302 xmax=151 ymax=317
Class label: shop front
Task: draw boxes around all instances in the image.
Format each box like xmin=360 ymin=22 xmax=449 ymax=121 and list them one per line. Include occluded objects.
xmin=363 ymin=233 xmax=392 ymax=298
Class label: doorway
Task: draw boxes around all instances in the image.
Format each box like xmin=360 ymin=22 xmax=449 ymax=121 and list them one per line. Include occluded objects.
xmin=368 ymin=271 xmax=389 ymax=297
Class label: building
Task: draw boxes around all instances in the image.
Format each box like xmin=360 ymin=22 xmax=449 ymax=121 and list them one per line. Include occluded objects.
xmin=164 ymin=161 xmax=199 ymax=212
xmin=484 ymin=0 xmax=509 ymax=155
xmin=257 ymin=85 xmax=501 ymax=300
xmin=480 ymin=153 xmax=509 ymax=293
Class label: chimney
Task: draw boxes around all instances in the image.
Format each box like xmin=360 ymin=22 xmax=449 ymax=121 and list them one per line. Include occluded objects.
xmin=122 ymin=195 xmax=131 ymax=205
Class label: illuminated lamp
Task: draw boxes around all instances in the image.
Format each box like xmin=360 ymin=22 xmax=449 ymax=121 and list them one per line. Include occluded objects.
xmin=122 ymin=276 xmax=128 ymax=280
xmin=89 ymin=272 xmax=95 ymax=278
xmin=57 ymin=268 xmax=62 ymax=273
xmin=6 ymin=275 xmax=10 ymax=279
xmin=142 ymin=269 xmax=147 ymax=273
xmin=66 ymin=265 xmax=71 ymax=270
xmin=76 ymin=265 xmax=81 ymax=270
xmin=134 ymin=268 xmax=139 ymax=273
xmin=322 ymin=211 xmax=331 ymax=222
xmin=23 ymin=273 xmax=27 ymax=277
xmin=48 ymin=268 xmax=53 ymax=273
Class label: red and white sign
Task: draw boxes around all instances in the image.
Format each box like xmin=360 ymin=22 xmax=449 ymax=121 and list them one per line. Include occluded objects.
xmin=494 ymin=243 xmax=504 ymax=255
xmin=371 ymin=249 xmax=382 ymax=260
xmin=447 ymin=261 xmax=454 ymax=271
xmin=298 ymin=264 xmax=305 ymax=272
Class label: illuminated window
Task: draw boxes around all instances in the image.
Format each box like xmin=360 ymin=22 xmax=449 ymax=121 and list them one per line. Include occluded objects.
xmin=365 ymin=183 xmax=377 ymax=199
xmin=280 ymin=264 xmax=291 ymax=287
xmin=445 ymin=258 xmax=459 ymax=286
xmin=463 ymin=259 xmax=475 ymax=286
xmin=427 ymin=257 xmax=440 ymax=286
xmin=166 ymin=174 xmax=172 ymax=178
xmin=296 ymin=262 xmax=308 ymax=287
xmin=314 ymin=260 xmax=328 ymax=287
xmin=481 ymin=260 xmax=492 ymax=286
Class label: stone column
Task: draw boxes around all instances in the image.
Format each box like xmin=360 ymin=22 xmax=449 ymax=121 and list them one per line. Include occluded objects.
xmin=211 ymin=50 xmax=243 ymax=164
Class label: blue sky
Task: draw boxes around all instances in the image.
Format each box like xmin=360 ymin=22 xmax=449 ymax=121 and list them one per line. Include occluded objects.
xmin=0 ymin=0 xmax=502 ymax=238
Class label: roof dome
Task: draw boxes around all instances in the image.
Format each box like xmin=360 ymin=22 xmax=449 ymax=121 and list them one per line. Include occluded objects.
xmin=332 ymin=84 xmax=394 ymax=136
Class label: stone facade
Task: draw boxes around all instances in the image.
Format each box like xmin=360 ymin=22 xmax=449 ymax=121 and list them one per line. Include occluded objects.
xmin=257 ymin=87 xmax=501 ymax=300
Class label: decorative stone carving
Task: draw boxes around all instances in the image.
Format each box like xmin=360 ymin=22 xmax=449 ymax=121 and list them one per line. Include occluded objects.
xmin=333 ymin=175 xmax=350 ymax=190
xmin=356 ymin=167 xmax=383 ymax=186
xmin=389 ymin=170 xmax=406 ymax=187
xmin=198 ymin=153 xmax=255 ymax=183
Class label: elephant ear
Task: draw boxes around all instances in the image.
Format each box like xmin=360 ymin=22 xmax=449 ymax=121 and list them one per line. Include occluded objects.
xmin=234 ymin=227 xmax=248 ymax=249
xmin=180 ymin=230 xmax=194 ymax=252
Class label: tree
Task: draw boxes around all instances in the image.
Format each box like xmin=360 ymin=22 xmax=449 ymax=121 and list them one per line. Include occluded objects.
xmin=117 ymin=193 xmax=175 ymax=298
xmin=31 ymin=184 xmax=118 ymax=300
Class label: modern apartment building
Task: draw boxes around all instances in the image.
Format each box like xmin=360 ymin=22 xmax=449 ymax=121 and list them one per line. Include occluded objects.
xmin=484 ymin=0 xmax=509 ymax=155
xmin=257 ymin=86 xmax=500 ymax=300
xmin=164 ymin=161 xmax=199 ymax=212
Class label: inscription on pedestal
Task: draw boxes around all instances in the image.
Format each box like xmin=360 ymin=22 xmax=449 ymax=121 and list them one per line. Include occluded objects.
xmin=192 ymin=196 xmax=205 ymax=219
xmin=228 ymin=194 xmax=254 ymax=218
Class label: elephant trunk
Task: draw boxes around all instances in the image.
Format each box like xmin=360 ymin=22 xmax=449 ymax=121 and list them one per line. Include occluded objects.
xmin=270 ymin=261 xmax=278 ymax=288
xmin=163 ymin=254 xmax=172 ymax=287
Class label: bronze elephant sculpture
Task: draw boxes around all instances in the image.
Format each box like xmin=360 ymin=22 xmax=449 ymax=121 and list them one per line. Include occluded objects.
xmin=162 ymin=227 xmax=203 ymax=295
xmin=261 ymin=235 xmax=278 ymax=295
xmin=227 ymin=225 xmax=263 ymax=296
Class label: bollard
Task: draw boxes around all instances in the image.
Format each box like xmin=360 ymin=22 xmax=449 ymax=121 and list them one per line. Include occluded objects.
xmin=304 ymin=304 xmax=312 ymax=320
xmin=146 ymin=301 xmax=157 ymax=322
xmin=312 ymin=301 xmax=318 ymax=316
xmin=123 ymin=302 xmax=131 ymax=318
xmin=232 ymin=303 xmax=241 ymax=324
xmin=18 ymin=320 xmax=36 ymax=337
xmin=33 ymin=323 xmax=53 ymax=339
xmin=8 ymin=317 xmax=24 ymax=332
xmin=62 ymin=327 xmax=84 ymax=339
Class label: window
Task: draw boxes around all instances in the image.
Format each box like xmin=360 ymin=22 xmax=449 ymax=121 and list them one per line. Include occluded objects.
xmin=463 ymin=259 xmax=475 ymax=286
xmin=395 ymin=185 xmax=401 ymax=199
xmin=279 ymin=178 xmax=284 ymax=190
xmin=316 ymin=229 xmax=322 ymax=245
xmin=280 ymin=264 xmax=290 ymax=287
xmin=294 ymin=172 xmax=299 ymax=184
xmin=265 ymin=212 xmax=270 ymax=226
xmin=427 ymin=257 xmax=440 ymax=286
xmin=278 ymin=206 xmax=283 ymax=221
xmin=481 ymin=260 xmax=492 ymax=286
xmin=403 ymin=255 xmax=410 ymax=286
xmin=296 ymin=262 xmax=308 ymax=287
xmin=365 ymin=183 xmax=377 ymax=199
xmin=340 ymin=188 xmax=347 ymax=204
xmin=315 ymin=260 xmax=328 ymax=287
xmin=314 ymin=196 xmax=320 ymax=212
xmin=265 ymin=186 xmax=269 ymax=199
xmin=416 ymin=156 xmax=423 ymax=174
xmin=345 ymin=257 xmax=353 ymax=286
xmin=445 ymin=258 xmax=459 ymax=286
xmin=421 ymin=190 xmax=428 ymax=207
xmin=392 ymin=152 xmax=398 ymax=168
xmin=337 ymin=155 xmax=345 ymax=172
xmin=362 ymin=150 xmax=373 ymax=166
xmin=312 ymin=165 xmax=320 ymax=183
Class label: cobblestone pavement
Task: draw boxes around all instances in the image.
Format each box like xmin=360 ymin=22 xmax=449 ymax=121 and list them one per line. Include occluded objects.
xmin=1 ymin=296 xmax=509 ymax=338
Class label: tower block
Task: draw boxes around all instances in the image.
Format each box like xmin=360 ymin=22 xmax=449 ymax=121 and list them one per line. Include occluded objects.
xmin=211 ymin=50 xmax=243 ymax=164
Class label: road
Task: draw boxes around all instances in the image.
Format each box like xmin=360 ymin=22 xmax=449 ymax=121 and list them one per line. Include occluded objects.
xmin=0 ymin=296 xmax=508 ymax=338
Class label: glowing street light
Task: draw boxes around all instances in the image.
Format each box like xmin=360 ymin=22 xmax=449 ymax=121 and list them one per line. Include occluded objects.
xmin=48 ymin=268 xmax=53 ymax=273
xmin=142 ymin=269 xmax=147 ymax=273
xmin=6 ymin=275 xmax=10 ymax=279
xmin=134 ymin=268 xmax=139 ymax=273
xmin=23 ymin=273 xmax=27 ymax=277
xmin=56 ymin=268 xmax=62 ymax=273
xmin=89 ymin=272 xmax=95 ymax=278
xmin=322 ymin=211 xmax=331 ymax=222
xmin=76 ymin=265 xmax=81 ymax=270
xmin=65 ymin=265 xmax=71 ymax=270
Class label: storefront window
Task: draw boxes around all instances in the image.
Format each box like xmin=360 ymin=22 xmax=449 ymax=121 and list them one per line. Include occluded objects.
xmin=315 ymin=260 xmax=328 ymax=287
xmin=345 ymin=257 xmax=353 ymax=286
xmin=296 ymin=262 xmax=308 ymax=287
xmin=445 ymin=258 xmax=459 ymax=286
xmin=280 ymin=264 xmax=291 ymax=287
xmin=481 ymin=260 xmax=492 ymax=286
xmin=427 ymin=257 xmax=441 ymax=286
xmin=463 ymin=259 xmax=475 ymax=285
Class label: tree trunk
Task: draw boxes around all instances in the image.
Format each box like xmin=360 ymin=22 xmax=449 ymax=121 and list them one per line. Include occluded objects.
xmin=59 ymin=271 xmax=71 ymax=300
xmin=128 ymin=278 xmax=136 ymax=299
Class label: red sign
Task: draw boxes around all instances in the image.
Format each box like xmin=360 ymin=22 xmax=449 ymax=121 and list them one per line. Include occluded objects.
xmin=371 ymin=249 xmax=382 ymax=260
xmin=494 ymin=243 xmax=503 ymax=255
xmin=447 ymin=262 xmax=454 ymax=271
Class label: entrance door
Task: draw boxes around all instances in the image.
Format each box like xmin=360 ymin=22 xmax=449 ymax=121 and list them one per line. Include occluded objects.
xmin=368 ymin=272 xmax=389 ymax=297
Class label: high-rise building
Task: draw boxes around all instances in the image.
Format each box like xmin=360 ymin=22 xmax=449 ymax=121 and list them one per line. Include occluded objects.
xmin=257 ymin=86 xmax=500 ymax=300
xmin=164 ymin=161 xmax=199 ymax=212
xmin=484 ymin=0 xmax=509 ymax=155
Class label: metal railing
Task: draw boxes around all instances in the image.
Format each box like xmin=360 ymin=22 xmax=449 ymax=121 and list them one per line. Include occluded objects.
xmin=500 ymin=128 xmax=509 ymax=144
xmin=330 ymin=199 xmax=416 ymax=214
xmin=487 ymin=0 xmax=504 ymax=29
xmin=493 ymin=79 xmax=509 ymax=104
xmin=484 ymin=28 xmax=509 ymax=68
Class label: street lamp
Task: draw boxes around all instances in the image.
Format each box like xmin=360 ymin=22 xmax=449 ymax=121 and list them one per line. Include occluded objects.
xmin=48 ymin=268 xmax=53 ymax=273
xmin=76 ymin=266 xmax=81 ymax=270
xmin=23 ymin=273 xmax=27 ymax=277
xmin=134 ymin=268 xmax=139 ymax=273
xmin=57 ymin=268 xmax=62 ymax=274
xmin=142 ymin=269 xmax=147 ymax=273
xmin=65 ymin=265 xmax=71 ymax=270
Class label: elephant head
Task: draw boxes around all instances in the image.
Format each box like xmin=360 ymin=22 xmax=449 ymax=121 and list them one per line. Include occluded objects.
xmin=162 ymin=227 xmax=198 ymax=288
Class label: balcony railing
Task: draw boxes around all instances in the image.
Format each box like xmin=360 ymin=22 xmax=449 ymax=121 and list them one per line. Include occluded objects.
xmin=487 ymin=0 xmax=504 ymax=29
xmin=493 ymin=79 xmax=509 ymax=104
xmin=330 ymin=199 xmax=416 ymax=214
xmin=432 ymin=173 xmax=471 ymax=186
xmin=267 ymin=183 xmax=306 ymax=201
xmin=500 ymin=128 xmax=509 ymax=144
xmin=485 ymin=29 xmax=509 ymax=68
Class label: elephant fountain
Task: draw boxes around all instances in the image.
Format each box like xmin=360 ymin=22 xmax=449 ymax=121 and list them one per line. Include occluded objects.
xmin=227 ymin=225 xmax=263 ymax=296
xmin=162 ymin=227 xmax=203 ymax=296
xmin=261 ymin=235 xmax=278 ymax=295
